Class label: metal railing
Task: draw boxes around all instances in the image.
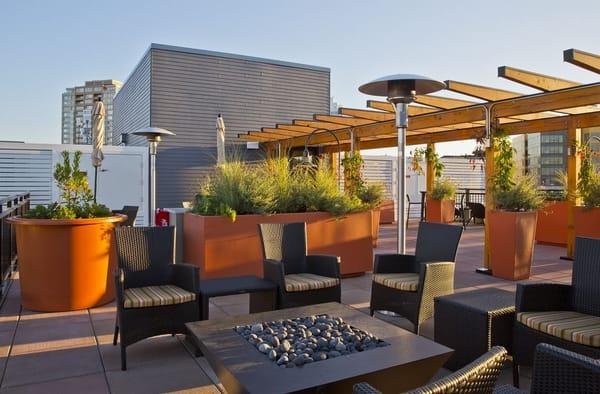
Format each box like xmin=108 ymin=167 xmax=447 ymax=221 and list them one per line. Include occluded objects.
xmin=0 ymin=192 xmax=30 ymax=301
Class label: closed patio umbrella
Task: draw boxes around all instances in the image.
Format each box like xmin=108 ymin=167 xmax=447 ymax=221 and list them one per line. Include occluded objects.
xmin=91 ymin=98 xmax=105 ymax=202
xmin=216 ymin=114 xmax=226 ymax=164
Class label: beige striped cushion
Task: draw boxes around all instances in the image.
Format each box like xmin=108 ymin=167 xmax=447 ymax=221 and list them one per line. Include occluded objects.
xmin=124 ymin=285 xmax=196 ymax=309
xmin=517 ymin=311 xmax=600 ymax=347
xmin=284 ymin=273 xmax=340 ymax=292
xmin=373 ymin=273 xmax=419 ymax=292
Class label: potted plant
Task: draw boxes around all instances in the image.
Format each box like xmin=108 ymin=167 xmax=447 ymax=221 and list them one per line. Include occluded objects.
xmin=535 ymin=170 xmax=569 ymax=246
xmin=184 ymin=157 xmax=375 ymax=278
xmin=358 ymin=183 xmax=385 ymax=246
xmin=8 ymin=151 xmax=124 ymax=312
xmin=426 ymin=178 xmax=457 ymax=224
xmin=488 ymin=135 xmax=545 ymax=280
xmin=574 ymin=140 xmax=600 ymax=239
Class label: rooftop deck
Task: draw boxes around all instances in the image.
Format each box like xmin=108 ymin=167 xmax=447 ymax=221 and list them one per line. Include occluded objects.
xmin=0 ymin=222 xmax=571 ymax=393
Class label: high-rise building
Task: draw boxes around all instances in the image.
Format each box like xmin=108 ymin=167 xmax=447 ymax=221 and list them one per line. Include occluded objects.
xmin=61 ymin=80 xmax=122 ymax=145
xmin=513 ymin=128 xmax=600 ymax=188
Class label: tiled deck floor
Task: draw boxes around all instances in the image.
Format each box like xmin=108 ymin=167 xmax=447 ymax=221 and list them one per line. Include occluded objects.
xmin=0 ymin=222 xmax=572 ymax=393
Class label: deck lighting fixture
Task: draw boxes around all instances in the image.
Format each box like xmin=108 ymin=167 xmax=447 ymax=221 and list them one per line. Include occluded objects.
xmin=131 ymin=127 xmax=176 ymax=226
xmin=359 ymin=74 xmax=445 ymax=253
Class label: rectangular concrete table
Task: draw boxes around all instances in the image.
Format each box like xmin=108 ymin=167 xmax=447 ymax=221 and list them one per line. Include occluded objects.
xmin=187 ymin=302 xmax=452 ymax=393
xmin=198 ymin=275 xmax=277 ymax=320
xmin=434 ymin=288 xmax=515 ymax=370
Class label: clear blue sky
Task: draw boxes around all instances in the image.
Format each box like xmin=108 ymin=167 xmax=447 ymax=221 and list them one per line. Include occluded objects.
xmin=1 ymin=0 xmax=599 ymax=156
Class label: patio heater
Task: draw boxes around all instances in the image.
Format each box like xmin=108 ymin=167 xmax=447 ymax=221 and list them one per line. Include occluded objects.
xmin=131 ymin=127 xmax=175 ymax=226
xmin=359 ymin=75 xmax=445 ymax=253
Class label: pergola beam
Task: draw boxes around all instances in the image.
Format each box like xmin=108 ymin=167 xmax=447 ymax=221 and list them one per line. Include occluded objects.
xmin=275 ymin=124 xmax=317 ymax=133
xmin=445 ymin=80 xmax=520 ymax=101
xmin=314 ymin=114 xmax=375 ymax=126
xmin=414 ymin=95 xmax=477 ymax=109
xmin=338 ymin=107 xmax=395 ymax=121
xmin=564 ymin=48 xmax=600 ymax=74
xmin=293 ymin=119 xmax=349 ymax=130
xmin=366 ymin=100 xmax=439 ymax=115
xmin=261 ymin=128 xmax=306 ymax=136
xmin=498 ymin=66 xmax=579 ymax=91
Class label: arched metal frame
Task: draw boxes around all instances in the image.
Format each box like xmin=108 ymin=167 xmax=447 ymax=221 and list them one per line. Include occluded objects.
xmin=303 ymin=129 xmax=342 ymax=190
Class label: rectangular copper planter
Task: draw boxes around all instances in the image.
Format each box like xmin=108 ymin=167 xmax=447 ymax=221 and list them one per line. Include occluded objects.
xmin=536 ymin=201 xmax=568 ymax=246
xmin=379 ymin=200 xmax=395 ymax=224
xmin=574 ymin=206 xmax=600 ymax=240
xmin=183 ymin=211 xmax=374 ymax=278
xmin=426 ymin=198 xmax=455 ymax=224
xmin=489 ymin=210 xmax=537 ymax=281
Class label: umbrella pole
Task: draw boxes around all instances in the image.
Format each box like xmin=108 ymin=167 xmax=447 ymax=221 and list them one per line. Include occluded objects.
xmin=93 ymin=166 xmax=98 ymax=203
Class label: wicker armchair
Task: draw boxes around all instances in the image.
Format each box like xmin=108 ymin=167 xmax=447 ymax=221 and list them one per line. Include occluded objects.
xmin=112 ymin=205 xmax=139 ymax=226
xmin=512 ymin=237 xmax=600 ymax=386
xmin=113 ymin=226 xmax=200 ymax=370
xmin=353 ymin=346 xmax=508 ymax=394
xmin=258 ymin=222 xmax=341 ymax=309
xmin=495 ymin=343 xmax=600 ymax=393
xmin=370 ymin=222 xmax=463 ymax=334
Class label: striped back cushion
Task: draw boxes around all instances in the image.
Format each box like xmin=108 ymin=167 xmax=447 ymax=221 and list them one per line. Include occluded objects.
xmin=124 ymin=285 xmax=196 ymax=309
xmin=517 ymin=311 xmax=600 ymax=347
xmin=373 ymin=273 xmax=420 ymax=292
xmin=284 ymin=273 xmax=339 ymax=292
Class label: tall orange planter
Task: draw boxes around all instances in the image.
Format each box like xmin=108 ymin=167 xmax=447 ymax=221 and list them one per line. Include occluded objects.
xmin=536 ymin=201 xmax=568 ymax=246
xmin=8 ymin=215 xmax=124 ymax=312
xmin=489 ymin=210 xmax=537 ymax=280
xmin=574 ymin=206 xmax=600 ymax=239
xmin=379 ymin=200 xmax=395 ymax=224
xmin=426 ymin=198 xmax=455 ymax=224
xmin=183 ymin=211 xmax=373 ymax=278
xmin=371 ymin=208 xmax=381 ymax=247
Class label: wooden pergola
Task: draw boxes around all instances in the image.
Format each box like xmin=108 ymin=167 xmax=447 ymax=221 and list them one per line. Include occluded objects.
xmin=238 ymin=48 xmax=600 ymax=264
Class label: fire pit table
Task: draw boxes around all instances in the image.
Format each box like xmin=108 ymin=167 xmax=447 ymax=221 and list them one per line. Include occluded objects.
xmin=186 ymin=302 xmax=452 ymax=393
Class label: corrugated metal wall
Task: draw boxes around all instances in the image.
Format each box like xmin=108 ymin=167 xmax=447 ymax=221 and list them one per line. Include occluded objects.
xmin=112 ymin=51 xmax=152 ymax=146
xmin=0 ymin=148 xmax=53 ymax=206
xmin=440 ymin=156 xmax=486 ymax=190
xmin=114 ymin=45 xmax=330 ymax=208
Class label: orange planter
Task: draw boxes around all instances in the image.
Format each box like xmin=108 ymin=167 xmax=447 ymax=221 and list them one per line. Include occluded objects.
xmin=8 ymin=215 xmax=125 ymax=312
xmin=379 ymin=200 xmax=395 ymax=224
xmin=183 ymin=211 xmax=374 ymax=279
xmin=574 ymin=206 xmax=600 ymax=239
xmin=426 ymin=198 xmax=455 ymax=224
xmin=489 ymin=210 xmax=537 ymax=280
xmin=536 ymin=201 xmax=568 ymax=246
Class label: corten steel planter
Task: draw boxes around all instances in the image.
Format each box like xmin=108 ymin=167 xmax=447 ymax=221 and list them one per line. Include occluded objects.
xmin=371 ymin=208 xmax=381 ymax=247
xmin=426 ymin=198 xmax=455 ymax=224
xmin=535 ymin=200 xmax=568 ymax=246
xmin=8 ymin=215 xmax=125 ymax=312
xmin=489 ymin=210 xmax=538 ymax=280
xmin=574 ymin=206 xmax=600 ymax=240
xmin=379 ymin=200 xmax=395 ymax=224
xmin=183 ymin=211 xmax=373 ymax=278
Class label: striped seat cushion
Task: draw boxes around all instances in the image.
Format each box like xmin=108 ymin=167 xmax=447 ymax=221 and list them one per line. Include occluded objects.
xmin=123 ymin=285 xmax=196 ymax=309
xmin=517 ymin=311 xmax=600 ymax=347
xmin=373 ymin=273 xmax=420 ymax=292
xmin=284 ymin=273 xmax=340 ymax=292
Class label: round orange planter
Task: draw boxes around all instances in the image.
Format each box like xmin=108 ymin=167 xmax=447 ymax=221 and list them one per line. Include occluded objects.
xmin=489 ymin=210 xmax=537 ymax=280
xmin=8 ymin=215 xmax=125 ymax=312
xmin=426 ymin=198 xmax=455 ymax=224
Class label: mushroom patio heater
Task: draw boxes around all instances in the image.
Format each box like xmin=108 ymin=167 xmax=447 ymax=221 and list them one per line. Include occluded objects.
xmin=359 ymin=74 xmax=445 ymax=253
xmin=131 ymin=127 xmax=175 ymax=226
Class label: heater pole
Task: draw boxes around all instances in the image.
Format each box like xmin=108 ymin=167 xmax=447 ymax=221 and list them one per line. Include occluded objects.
xmin=395 ymin=102 xmax=408 ymax=254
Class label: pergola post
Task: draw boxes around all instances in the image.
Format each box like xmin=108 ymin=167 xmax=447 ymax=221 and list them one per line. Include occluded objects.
xmin=426 ymin=143 xmax=436 ymax=194
xmin=483 ymin=137 xmax=496 ymax=270
xmin=566 ymin=120 xmax=581 ymax=258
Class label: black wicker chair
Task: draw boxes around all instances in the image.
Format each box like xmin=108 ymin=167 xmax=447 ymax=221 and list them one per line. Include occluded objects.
xmin=466 ymin=202 xmax=485 ymax=224
xmin=353 ymin=346 xmax=508 ymax=394
xmin=258 ymin=222 xmax=341 ymax=309
xmin=112 ymin=205 xmax=139 ymax=226
xmin=512 ymin=237 xmax=600 ymax=387
xmin=113 ymin=226 xmax=200 ymax=370
xmin=370 ymin=222 xmax=463 ymax=334
xmin=495 ymin=343 xmax=600 ymax=393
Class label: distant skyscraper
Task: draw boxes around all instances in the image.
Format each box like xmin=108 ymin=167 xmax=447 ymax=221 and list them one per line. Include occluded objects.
xmin=61 ymin=80 xmax=122 ymax=145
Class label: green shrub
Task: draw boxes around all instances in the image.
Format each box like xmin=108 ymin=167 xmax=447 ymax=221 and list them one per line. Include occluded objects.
xmin=357 ymin=183 xmax=385 ymax=208
xmin=191 ymin=157 xmax=367 ymax=220
xmin=493 ymin=173 xmax=545 ymax=212
xmin=24 ymin=151 xmax=111 ymax=219
xmin=430 ymin=178 xmax=457 ymax=201
xmin=581 ymin=173 xmax=600 ymax=208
